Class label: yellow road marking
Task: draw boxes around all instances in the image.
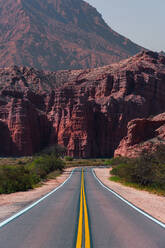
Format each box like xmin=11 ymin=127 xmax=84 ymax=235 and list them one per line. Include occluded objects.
xmin=76 ymin=170 xmax=83 ymax=248
xmin=76 ymin=169 xmax=91 ymax=248
xmin=82 ymin=170 xmax=91 ymax=248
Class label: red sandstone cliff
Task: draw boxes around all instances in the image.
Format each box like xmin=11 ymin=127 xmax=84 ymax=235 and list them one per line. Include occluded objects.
xmin=0 ymin=51 xmax=165 ymax=157
xmin=114 ymin=113 xmax=165 ymax=158
xmin=0 ymin=0 xmax=142 ymax=71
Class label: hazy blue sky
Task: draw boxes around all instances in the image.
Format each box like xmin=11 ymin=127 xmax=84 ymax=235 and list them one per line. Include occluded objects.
xmin=86 ymin=0 xmax=165 ymax=52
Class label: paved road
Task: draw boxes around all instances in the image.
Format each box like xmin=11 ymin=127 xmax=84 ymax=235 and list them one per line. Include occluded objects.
xmin=0 ymin=168 xmax=165 ymax=247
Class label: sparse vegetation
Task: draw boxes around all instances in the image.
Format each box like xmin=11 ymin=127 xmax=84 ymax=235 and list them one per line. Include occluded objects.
xmin=65 ymin=158 xmax=108 ymax=167
xmin=104 ymin=157 xmax=129 ymax=166
xmin=0 ymin=150 xmax=110 ymax=194
xmin=64 ymin=156 xmax=74 ymax=161
xmin=0 ymin=145 xmax=65 ymax=194
xmin=110 ymin=145 xmax=165 ymax=195
xmin=0 ymin=164 xmax=37 ymax=194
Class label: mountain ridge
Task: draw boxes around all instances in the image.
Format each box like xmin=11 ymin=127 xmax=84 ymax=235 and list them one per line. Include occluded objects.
xmin=0 ymin=0 xmax=143 ymax=71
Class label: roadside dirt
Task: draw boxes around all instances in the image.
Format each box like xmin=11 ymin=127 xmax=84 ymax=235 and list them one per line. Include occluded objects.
xmin=1 ymin=167 xmax=165 ymax=225
xmin=0 ymin=168 xmax=73 ymax=222
xmin=94 ymin=168 xmax=165 ymax=223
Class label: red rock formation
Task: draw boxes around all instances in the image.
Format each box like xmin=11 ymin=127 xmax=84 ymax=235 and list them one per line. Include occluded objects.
xmin=0 ymin=51 xmax=165 ymax=157
xmin=0 ymin=96 xmax=51 ymax=156
xmin=0 ymin=0 xmax=143 ymax=71
xmin=114 ymin=113 xmax=165 ymax=158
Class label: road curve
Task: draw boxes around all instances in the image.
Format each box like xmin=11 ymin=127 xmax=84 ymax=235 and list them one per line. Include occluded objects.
xmin=0 ymin=168 xmax=165 ymax=248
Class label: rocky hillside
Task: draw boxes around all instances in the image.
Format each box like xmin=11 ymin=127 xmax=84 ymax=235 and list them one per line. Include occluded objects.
xmin=0 ymin=0 xmax=143 ymax=71
xmin=115 ymin=113 xmax=165 ymax=158
xmin=0 ymin=51 xmax=165 ymax=157
xmin=160 ymin=51 xmax=165 ymax=56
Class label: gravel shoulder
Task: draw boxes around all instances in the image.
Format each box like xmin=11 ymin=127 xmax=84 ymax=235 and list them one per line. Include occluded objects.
xmin=0 ymin=168 xmax=73 ymax=222
xmin=94 ymin=168 xmax=165 ymax=223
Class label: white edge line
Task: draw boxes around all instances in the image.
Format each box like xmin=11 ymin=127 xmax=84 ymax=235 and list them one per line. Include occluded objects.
xmin=92 ymin=168 xmax=165 ymax=229
xmin=0 ymin=169 xmax=75 ymax=229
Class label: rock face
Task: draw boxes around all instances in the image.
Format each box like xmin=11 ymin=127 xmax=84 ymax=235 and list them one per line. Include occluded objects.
xmin=160 ymin=51 xmax=165 ymax=56
xmin=115 ymin=113 xmax=165 ymax=158
xmin=0 ymin=0 xmax=142 ymax=71
xmin=0 ymin=51 xmax=165 ymax=157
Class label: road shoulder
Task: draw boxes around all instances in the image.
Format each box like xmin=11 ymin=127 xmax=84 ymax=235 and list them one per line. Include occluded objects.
xmin=94 ymin=168 xmax=165 ymax=223
xmin=0 ymin=168 xmax=73 ymax=222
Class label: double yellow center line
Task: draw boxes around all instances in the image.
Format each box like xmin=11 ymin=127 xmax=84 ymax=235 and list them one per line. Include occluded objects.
xmin=76 ymin=169 xmax=91 ymax=248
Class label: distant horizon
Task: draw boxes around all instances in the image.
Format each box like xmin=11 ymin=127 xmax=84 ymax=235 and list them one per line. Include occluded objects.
xmin=86 ymin=0 xmax=165 ymax=52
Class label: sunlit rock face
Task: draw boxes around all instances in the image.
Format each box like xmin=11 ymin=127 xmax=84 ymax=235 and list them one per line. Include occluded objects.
xmin=0 ymin=0 xmax=142 ymax=71
xmin=0 ymin=51 xmax=165 ymax=157
xmin=115 ymin=113 xmax=165 ymax=158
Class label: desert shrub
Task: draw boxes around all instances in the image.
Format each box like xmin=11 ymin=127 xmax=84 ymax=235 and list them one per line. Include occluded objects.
xmin=38 ymin=144 xmax=66 ymax=158
xmin=0 ymin=165 xmax=38 ymax=194
xmin=111 ymin=145 xmax=165 ymax=190
xmin=111 ymin=162 xmax=134 ymax=182
xmin=28 ymin=155 xmax=65 ymax=179
xmin=104 ymin=157 xmax=130 ymax=166
xmin=104 ymin=159 xmax=112 ymax=165
xmin=64 ymin=156 xmax=73 ymax=161
xmin=0 ymin=149 xmax=65 ymax=194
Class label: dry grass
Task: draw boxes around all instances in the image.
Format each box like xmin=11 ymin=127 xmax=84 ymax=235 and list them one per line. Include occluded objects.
xmin=64 ymin=158 xmax=108 ymax=167
xmin=0 ymin=157 xmax=109 ymax=168
xmin=0 ymin=157 xmax=33 ymax=166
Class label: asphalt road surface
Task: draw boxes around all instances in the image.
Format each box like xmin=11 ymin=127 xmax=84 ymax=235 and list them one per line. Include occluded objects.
xmin=0 ymin=168 xmax=165 ymax=248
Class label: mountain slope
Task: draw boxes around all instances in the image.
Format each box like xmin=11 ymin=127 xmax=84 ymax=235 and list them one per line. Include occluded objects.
xmin=0 ymin=0 xmax=143 ymax=70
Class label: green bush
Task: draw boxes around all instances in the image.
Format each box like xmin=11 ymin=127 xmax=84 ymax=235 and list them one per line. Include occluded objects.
xmin=104 ymin=157 xmax=130 ymax=166
xmin=0 ymin=149 xmax=65 ymax=194
xmin=0 ymin=165 xmax=39 ymax=194
xmin=64 ymin=156 xmax=73 ymax=161
xmin=111 ymin=145 xmax=165 ymax=191
xmin=28 ymin=155 xmax=65 ymax=179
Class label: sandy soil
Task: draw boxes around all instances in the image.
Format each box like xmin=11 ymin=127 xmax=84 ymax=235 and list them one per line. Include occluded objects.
xmin=94 ymin=168 xmax=165 ymax=224
xmin=0 ymin=168 xmax=73 ymax=222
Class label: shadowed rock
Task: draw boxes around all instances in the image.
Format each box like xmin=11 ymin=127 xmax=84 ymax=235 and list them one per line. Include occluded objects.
xmin=115 ymin=113 xmax=165 ymax=158
xmin=0 ymin=51 xmax=165 ymax=157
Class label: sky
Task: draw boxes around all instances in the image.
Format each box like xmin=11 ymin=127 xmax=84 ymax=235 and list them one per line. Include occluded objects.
xmin=86 ymin=0 xmax=165 ymax=52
